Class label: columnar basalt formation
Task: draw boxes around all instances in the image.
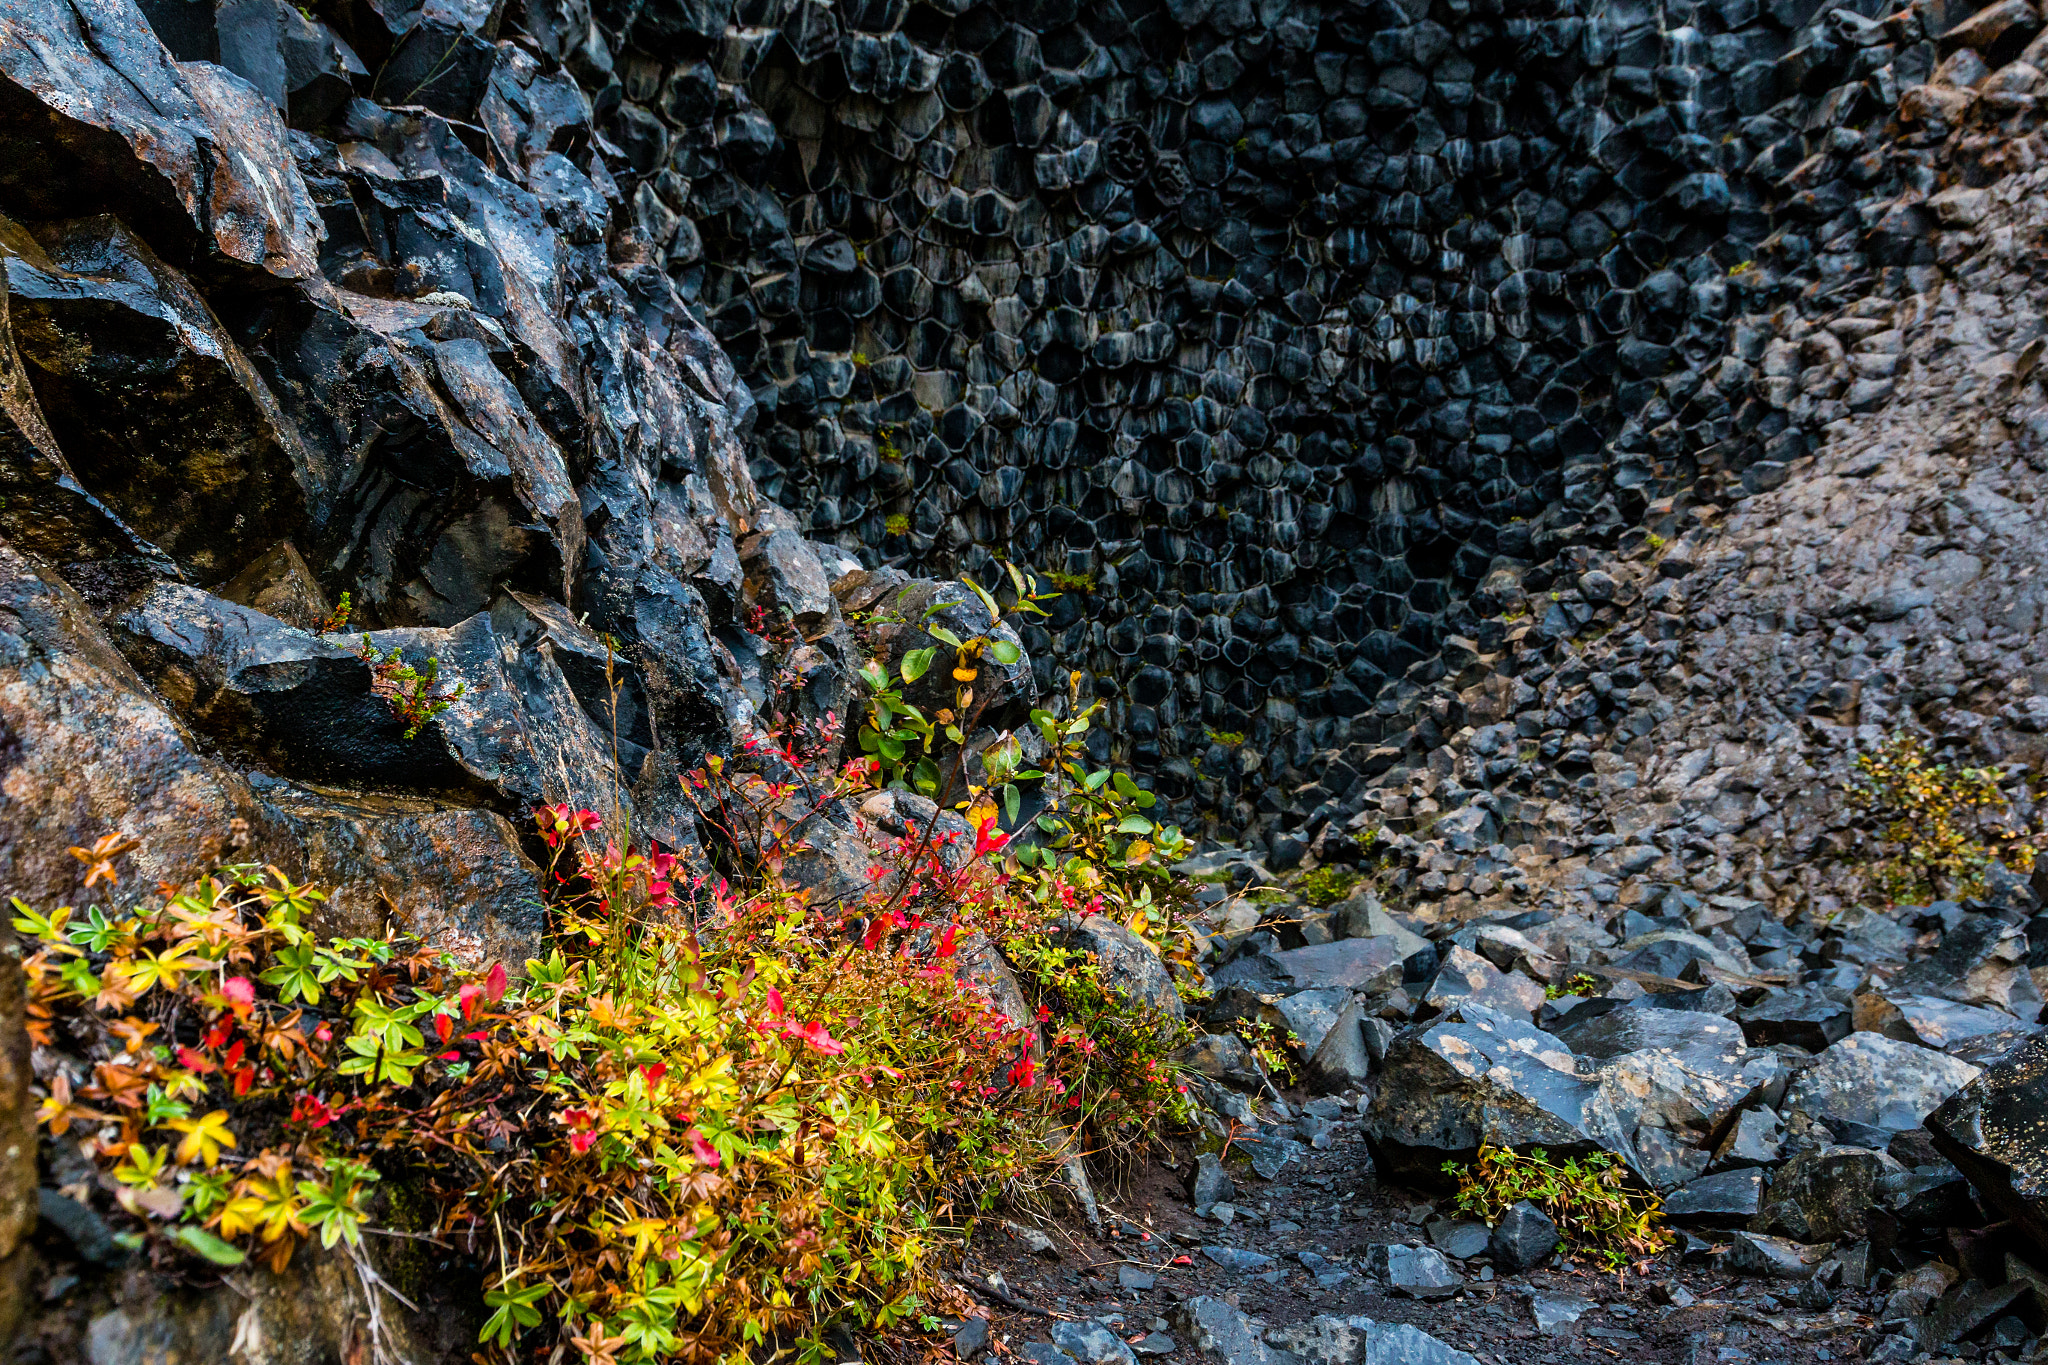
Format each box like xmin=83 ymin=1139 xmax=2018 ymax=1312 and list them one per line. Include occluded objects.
xmin=552 ymin=0 xmax=1951 ymax=847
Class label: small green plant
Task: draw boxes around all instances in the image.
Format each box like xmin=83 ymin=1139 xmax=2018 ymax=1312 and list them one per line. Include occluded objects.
xmin=1645 ymin=531 xmax=1668 ymax=551
xmin=1297 ymin=867 xmax=1359 ymax=908
xmin=316 ymin=591 xmax=351 ymax=635
xmin=1043 ymin=570 xmax=1096 ymax=594
xmin=885 ymin=513 xmax=911 ymax=536
xmin=1851 ymin=733 xmax=2043 ymax=901
xmin=1231 ymin=1017 xmax=1298 ymax=1085
xmin=1442 ymin=1146 xmax=1671 ymax=1270
xmin=1545 ymin=973 xmax=1600 ymax=999
xmin=357 ymin=639 xmax=464 ymax=739
xmin=1204 ymin=729 xmax=1247 ymax=747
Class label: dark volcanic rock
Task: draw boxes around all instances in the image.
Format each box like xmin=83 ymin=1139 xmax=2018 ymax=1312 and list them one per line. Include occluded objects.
xmin=1365 ymin=1004 xmax=1627 ymax=1182
xmin=1064 ymin=915 xmax=1183 ymax=1021
xmin=1736 ymin=987 xmax=1854 ymax=1051
xmin=1783 ymin=1033 xmax=1982 ymax=1134
xmin=1926 ymin=1032 xmax=2048 ymax=1250
xmin=1665 ymin=1168 xmax=1766 ymax=1225
xmin=1487 ymin=1200 xmax=1558 ymax=1273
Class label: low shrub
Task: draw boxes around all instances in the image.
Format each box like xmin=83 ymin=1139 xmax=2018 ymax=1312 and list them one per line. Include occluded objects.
xmin=1441 ymin=1146 xmax=1671 ymax=1270
xmin=1297 ymin=867 xmax=1358 ymax=908
xmin=20 ymin=565 xmax=1199 ymax=1364
xmin=1851 ymin=733 xmax=2043 ymax=901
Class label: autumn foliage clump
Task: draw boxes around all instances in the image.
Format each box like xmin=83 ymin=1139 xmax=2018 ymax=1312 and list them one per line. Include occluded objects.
xmin=19 ymin=568 xmax=1204 ymax=1365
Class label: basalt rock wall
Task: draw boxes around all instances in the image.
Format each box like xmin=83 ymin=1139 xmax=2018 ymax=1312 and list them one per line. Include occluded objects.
xmin=553 ymin=0 xmax=1957 ymax=844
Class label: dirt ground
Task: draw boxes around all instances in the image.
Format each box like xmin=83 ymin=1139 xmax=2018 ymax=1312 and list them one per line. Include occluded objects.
xmin=954 ymin=1107 xmax=1880 ymax=1365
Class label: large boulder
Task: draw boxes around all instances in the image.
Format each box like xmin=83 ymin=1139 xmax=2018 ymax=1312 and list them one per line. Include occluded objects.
xmin=1365 ymin=1004 xmax=1632 ymax=1182
xmin=1782 ymin=1033 xmax=1982 ymax=1135
xmin=1367 ymin=1002 xmax=1781 ymax=1185
xmin=1063 ymin=914 xmax=1183 ymax=1020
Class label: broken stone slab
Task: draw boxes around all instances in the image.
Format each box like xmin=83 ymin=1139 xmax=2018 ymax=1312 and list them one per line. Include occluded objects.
xmin=1173 ymin=1297 xmax=1281 ymax=1365
xmin=1188 ymin=1152 xmax=1236 ymax=1211
xmin=1274 ymin=987 xmax=1352 ymax=1054
xmin=1264 ymin=1314 xmax=1480 ymax=1365
xmin=1753 ymin=1146 xmax=1901 ymax=1243
xmin=1663 ymin=1168 xmax=1765 ymax=1225
xmin=1335 ymin=891 xmax=1434 ymax=969
xmin=1720 ymin=1230 xmax=1829 ymax=1279
xmin=1710 ymin=1106 xmax=1785 ymax=1170
xmin=1422 ymin=944 xmax=1547 ymax=1023
xmin=1610 ymin=929 xmax=1751 ymax=980
xmin=1364 ymin=1243 xmax=1462 ymax=1298
xmin=1782 ymin=1033 xmax=1982 ymax=1134
xmin=1262 ymin=937 xmax=1409 ymax=995
xmin=1425 ymin=1218 xmax=1491 ymax=1259
xmin=1051 ymin=1320 xmax=1136 ymax=1365
xmin=1887 ymin=915 xmax=2042 ymax=1020
xmin=1925 ymin=1031 xmax=2048 ymax=1249
xmin=1557 ymin=1007 xmax=1750 ymax=1060
xmin=1735 ymin=987 xmax=1854 ymax=1051
xmin=1201 ymin=1246 xmax=1276 ymax=1272
xmin=1526 ymin=1290 xmax=1594 ymax=1334
xmin=1364 ymin=1003 xmax=1630 ymax=1183
xmin=1854 ymin=990 xmax=2035 ymax=1053
xmin=1303 ymin=997 xmax=1375 ymax=1094
xmin=1634 ymin=1124 xmax=1712 ymax=1192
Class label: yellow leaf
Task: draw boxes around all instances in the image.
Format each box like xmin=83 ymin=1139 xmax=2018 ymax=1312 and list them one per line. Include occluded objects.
xmin=1124 ymin=839 xmax=1154 ymax=866
xmin=165 ymin=1110 xmax=237 ymax=1167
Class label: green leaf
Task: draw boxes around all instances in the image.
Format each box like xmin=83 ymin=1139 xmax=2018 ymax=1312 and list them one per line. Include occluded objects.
xmin=860 ymin=661 xmax=888 ymax=689
xmin=962 ymin=577 xmax=1002 ymax=622
xmin=1003 ymin=783 xmax=1021 ymax=823
xmin=900 ymin=647 xmax=937 ymax=683
xmin=926 ymin=626 xmax=965 ymax=649
xmin=1112 ymin=772 xmax=1140 ymax=800
xmin=1083 ymin=769 xmax=1111 ymax=792
xmin=1116 ymin=814 xmax=1155 ymax=835
xmin=172 ymin=1224 xmax=248 ymax=1266
xmin=990 ymin=638 xmax=1021 ymax=665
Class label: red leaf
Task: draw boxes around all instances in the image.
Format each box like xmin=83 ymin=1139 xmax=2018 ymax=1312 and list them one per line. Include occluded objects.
xmin=484 ymin=963 xmax=508 ymax=1004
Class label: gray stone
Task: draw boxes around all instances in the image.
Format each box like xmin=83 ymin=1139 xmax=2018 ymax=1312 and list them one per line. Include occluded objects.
xmin=1663 ymin=1168 xmax=1765 ymax=1224
xmin=1425 ymin=1218 xmax=1492 ymax=1259
xmin=1051 ymin=1321 xmax=1136 ymax=1365
xmin=1487 ymin=1201 xmax=1557 ymax=1274
xmin=1365 ymin=1243 xmax=1462 ymax=1298
xmin=1189 ymin=1152 xmax=1237 ymax=1211
xmin=1527 ymin=1291 xmax=1594 ymax=1334
xmin=1782 ymin=1033 xmax=1981 ymax=1132
xmin=1201 ymin=1245 xmax=1276 ymax=1272
xmin=1926 ymin=1031 xmax=2048 ymax=1248
xmin=1422 ymin=945 xmax=1546 ymax=1023
xmin=1720 ymin=1230 xmax=1828 ymax=1279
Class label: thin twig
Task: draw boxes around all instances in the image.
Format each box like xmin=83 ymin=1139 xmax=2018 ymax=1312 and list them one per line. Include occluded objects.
xmin=955 ymin=1275 xmax=1055 ymax=1318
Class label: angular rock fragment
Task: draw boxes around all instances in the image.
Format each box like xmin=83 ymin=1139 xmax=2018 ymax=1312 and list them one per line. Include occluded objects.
xmin=1487 ymin=1200 xmax=1557 ymax=1273
xmin=1925 ymin=1032 xmax=2048 ymax=1248
xmin=1664 ymin=1168 xmax=1766 ymax=1224
xmin=1783 ymin=1033 xmax=1982 ymax=1134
